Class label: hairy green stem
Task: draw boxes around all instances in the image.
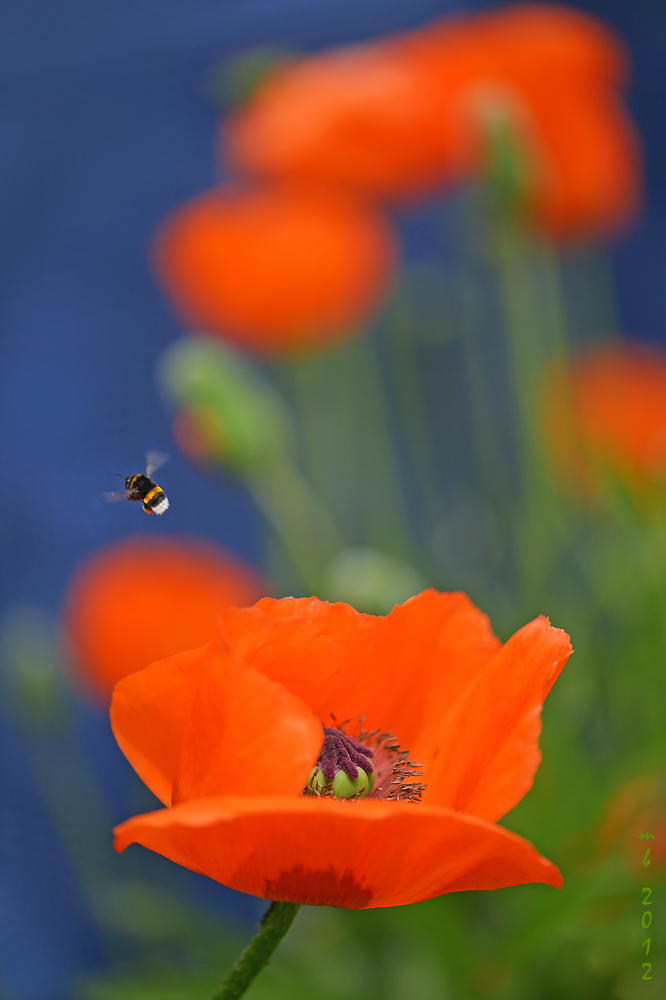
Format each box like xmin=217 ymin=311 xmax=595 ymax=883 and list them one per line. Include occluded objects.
xmin=211 ymin=902 xmax=301 ymax=1000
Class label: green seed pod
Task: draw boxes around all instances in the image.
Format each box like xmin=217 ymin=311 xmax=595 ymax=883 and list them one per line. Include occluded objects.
xmin=307 ymin=764 xmax=374 ymax=800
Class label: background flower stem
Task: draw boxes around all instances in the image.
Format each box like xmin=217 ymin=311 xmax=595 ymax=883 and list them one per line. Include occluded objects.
xmin=277 ymin=332 xmax=417 ymax=563
xmin=494 ymin=216 xmax=567 ymax=611
xmin=384 ymin=279 xmax=443 ymax=543
xmin=211 ymin=902 xmax=301 ymax=1000
xmin=246 ymin=465 xmax=342 ymax=594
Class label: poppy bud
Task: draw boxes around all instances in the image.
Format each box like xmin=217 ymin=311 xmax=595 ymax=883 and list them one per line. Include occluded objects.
xmin=158 ymin=336 xmax=294 ymax=475
xmin=307 ymin=764 xmax=375 ymax=800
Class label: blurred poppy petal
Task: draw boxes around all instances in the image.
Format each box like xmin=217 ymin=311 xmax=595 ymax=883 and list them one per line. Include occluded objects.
xmin=225 ymin=42 xmax=458 ymax=201
xmin=114 ymin=795 xmax=562 ymax=909
xmin=152 ymin=185 xmax=398 ymax=354
xmin=543 ymin=342 xmax=666 ymax=503
xmin=63 ymin=534 xmax=265 ymax=701
xmin=226 ymin=4 xmax=640 ymax=239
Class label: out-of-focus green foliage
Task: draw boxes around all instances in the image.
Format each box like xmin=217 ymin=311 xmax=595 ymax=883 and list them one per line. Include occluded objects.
xmin=1 ymin=605 xmax=66 ymax=730
xmin=322 ymin=547 xmax=427 ymax=614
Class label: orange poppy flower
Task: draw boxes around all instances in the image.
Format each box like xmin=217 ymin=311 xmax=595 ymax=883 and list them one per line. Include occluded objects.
xmin=409 ymin=5 xmax=640 ymax=240
xmin=542 ymin=343 xmax=666 ymax=503
xmin=112 ymin=590 xmax=571 ymax=908
xmin=225 ymin=40 xmax=461 ymax=204
xmin=152 ymin=184 xmax=398 ymax=354
xmin=225 ymin=5 xmax=640 ymax=239
xmin=63 ymin=535 xmax=266 ymax=701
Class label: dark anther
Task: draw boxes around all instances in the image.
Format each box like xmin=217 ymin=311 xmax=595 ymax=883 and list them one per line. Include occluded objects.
xmin=318 ymin=727 xmax=374 ymax=782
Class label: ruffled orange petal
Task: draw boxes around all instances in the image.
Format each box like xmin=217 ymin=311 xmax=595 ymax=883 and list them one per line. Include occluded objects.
xmin=218 ymin=600 xmax=356 ymax=710
xmin=424 ymin=617 xmax=572 ymax=820
xmin=113 ymin=796 xmax=562 ymax=909
xmin=222 ymin=592 xmax=500 ymax=758
xmin=171 ymin=654 xmax=322 ymax=804
xmin=110 ymin=644 xmax=212 ymax=805
xmin=321 ymin=590 xmax=502 ymax=754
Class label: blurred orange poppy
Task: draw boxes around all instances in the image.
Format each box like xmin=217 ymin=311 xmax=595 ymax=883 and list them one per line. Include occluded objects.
xmin=226 ymin=40 xmax=460 ymax=204
xmin=413 ymin=4 xmax=640 ymax=240
xmin=113 ymin=590 xmax=571 ymax=908
xmin=152 ymin=184 xmax=398 ymax=354
xmin=63 ymin=535 xmax=266 ymax=701
xmin=542 ymin=343 xmax=666 ymax=503
xmin=596 ymin=775 xmax=666 ymax=874
xmin=226 ymin=5 xmax=640 ymax=239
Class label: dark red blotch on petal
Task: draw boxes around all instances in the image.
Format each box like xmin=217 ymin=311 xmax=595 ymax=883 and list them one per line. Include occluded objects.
xmin=264 ymin=864 xmax=373 ymax=907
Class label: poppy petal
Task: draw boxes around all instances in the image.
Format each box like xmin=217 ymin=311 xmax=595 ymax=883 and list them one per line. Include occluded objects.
xmin=152 ymin=186 xmax=398 ymax=354
xmin=228 ymin=592 xmax=501 ymax=756
xmin=171 ymin=653 xmax=322 ymax=804
xmin=325 ymin=589 xmax=501 ymax=754
xmin=424 ymin=617 xmax=572 ymax=819
xmin=63 ymin=535 xmax=265 ymax=701
xmin=113 ymin=796 xmax=562 ymax=909
xmin=110 ymin=644 xmax=212 ymax=805
xmin=218 ymin=600 xmax=353 ymax=711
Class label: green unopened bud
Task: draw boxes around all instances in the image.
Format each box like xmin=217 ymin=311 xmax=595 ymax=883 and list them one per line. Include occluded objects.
xmin=307 ymin=765 xmax=374 ymax=800
xmin=158 ymin=336 xmax=294 ymax=475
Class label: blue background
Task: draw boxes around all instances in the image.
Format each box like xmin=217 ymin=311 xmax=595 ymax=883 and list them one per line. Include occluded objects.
xmin=1 ymin=1 xmax=665 ymax=997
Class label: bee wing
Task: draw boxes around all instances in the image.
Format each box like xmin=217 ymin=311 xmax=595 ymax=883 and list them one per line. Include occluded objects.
xmin=146 ymin=450 xmax=170 ymax=478
xmin=101 ymin=490 xmax=131 ymax=504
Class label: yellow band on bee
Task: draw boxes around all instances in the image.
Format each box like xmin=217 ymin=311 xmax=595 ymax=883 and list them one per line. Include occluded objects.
xmin=143 ymin=486 xmax=162 ymax=504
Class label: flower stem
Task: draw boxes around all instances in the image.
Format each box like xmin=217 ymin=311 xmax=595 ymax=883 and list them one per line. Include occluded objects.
xmin=211 ymin=902 xmax=301 ymax=1000
xmin=246 ymin=465 xmax=342 ymax=595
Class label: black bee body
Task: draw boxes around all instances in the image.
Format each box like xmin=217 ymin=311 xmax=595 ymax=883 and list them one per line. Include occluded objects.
xmin=104 ymin=452 xmax=170 ymax=515
xmin=124 ymin=473 xmax=169 ymax=515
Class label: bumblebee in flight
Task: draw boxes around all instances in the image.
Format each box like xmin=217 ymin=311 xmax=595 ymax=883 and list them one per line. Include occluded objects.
xmin=104 ymin=451 xmax=170 ymax=515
